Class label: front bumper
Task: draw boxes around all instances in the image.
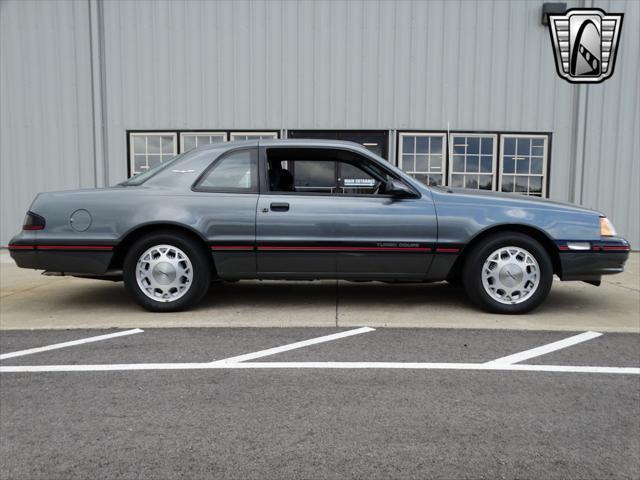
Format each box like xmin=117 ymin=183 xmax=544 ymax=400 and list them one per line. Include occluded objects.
xmin=558 ymin=238 xmax=631 ymax=281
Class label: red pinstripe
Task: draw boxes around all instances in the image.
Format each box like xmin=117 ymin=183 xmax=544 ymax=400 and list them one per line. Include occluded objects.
xmin=255 ymin=246 xmax=432 ymax=252
xmin=8 ymin=245 xmax=113 ymax=251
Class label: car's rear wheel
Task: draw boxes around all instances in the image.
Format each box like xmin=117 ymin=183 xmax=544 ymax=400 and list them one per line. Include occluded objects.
xmin=462 ymin=232 xmax=553 ymax=314
xmin=123 ymin=231 xmax=212 ymax=312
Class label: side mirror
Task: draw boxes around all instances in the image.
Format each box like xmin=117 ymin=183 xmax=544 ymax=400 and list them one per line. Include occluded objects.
xmin=385 ymin=179 xmax=417 ymax=198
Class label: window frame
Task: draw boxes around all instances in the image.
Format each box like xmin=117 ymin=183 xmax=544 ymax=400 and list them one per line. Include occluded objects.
xmin=128 ymin=132 xmax=178 ymax=177
xmin=397 ymin=132 xmax=447 ymax=187
xmin=498 ymin=134 xmax=549 ymax=197
xmin=192 ymin=146 xmax=260 ymax=194
xmin=179 ymin=131 xmax=227 ymax=153
xmin=447 ymin=133 xmax=498 ymax=191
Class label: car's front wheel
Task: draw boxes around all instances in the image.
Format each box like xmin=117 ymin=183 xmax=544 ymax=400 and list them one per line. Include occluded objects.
xmin=123 ymin=231 xmax=212 ymax=312
xmin=462 ymin=232 xmax=553 ymax=314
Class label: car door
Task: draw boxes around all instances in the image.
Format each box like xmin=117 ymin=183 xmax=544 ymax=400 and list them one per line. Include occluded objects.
xmin=255 ymin=149 xmax=339 ymax=277
xmin=255 ymin=145 xmax=437 ymax=280
xmin=330 ymin=159 xmax=436 ymax=279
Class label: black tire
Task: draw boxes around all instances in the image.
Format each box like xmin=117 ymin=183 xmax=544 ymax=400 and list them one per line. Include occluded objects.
xmin=123 ymin=231 xmax=212 ymax=312
xmin=462 ymin=232 xmax=553 ymax=314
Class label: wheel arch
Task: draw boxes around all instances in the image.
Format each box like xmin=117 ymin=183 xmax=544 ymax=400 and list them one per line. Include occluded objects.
xmin=109 ymin=222 xmax=215 ymax=274
xmin=447 ymin=224 xmax=561 ymax=281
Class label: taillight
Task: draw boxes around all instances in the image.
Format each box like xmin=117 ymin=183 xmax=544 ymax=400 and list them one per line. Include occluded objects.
xmin=23 ymin=211 xmax=45 ymax=231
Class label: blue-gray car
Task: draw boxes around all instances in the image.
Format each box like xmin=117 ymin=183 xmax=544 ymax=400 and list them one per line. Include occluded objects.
xmin=9 ymin=139 xmax=630 ymax=314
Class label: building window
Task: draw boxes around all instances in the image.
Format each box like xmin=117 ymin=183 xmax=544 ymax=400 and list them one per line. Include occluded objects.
xmin=180 ymin=132 xmax=227 ymax=153
xmin=229 ymin=131 xmax=278 ymax=141
xmin=499 ymin=135 xmax=548 ymax=197
xmin=129 ymin=132 xmax=177 ymax=176
xmin=398 ymin=133 xmax=446 ymax=186
xmin=449 ymin=134 xmax=497 ymax=190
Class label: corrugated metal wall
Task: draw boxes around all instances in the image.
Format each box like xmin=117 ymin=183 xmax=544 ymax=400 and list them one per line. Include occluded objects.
xmin=1 ymin=0 xmax=638 ymax=246
xmin=578 ymin=0 xmax=640 ymax=250
xmin=1 ymin=0 xmax=96 ymax=245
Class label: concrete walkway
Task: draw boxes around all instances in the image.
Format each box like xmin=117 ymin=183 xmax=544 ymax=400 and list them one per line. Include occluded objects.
xmin=1 ymin=251 xmax=638 ymax=331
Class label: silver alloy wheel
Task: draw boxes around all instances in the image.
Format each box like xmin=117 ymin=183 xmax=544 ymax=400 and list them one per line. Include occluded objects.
xmin=136 ymin=244 xmax=193 ymax=303
xmin=481 ymin=246 xmax=540 ymax=305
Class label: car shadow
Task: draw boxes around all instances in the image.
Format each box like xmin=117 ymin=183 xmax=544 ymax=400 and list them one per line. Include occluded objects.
xmin=198 ymin=281 xmax=338 ymax=309
xmin=52 ymin=278 xmax=613 ymax=317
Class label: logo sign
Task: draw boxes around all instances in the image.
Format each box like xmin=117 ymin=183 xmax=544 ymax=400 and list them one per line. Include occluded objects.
xmin=548 ymin=8 xmax=623 ymax=84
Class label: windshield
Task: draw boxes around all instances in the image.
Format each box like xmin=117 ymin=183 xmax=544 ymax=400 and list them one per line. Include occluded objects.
xmin=119 ymin=153 xmax=185 ymax=186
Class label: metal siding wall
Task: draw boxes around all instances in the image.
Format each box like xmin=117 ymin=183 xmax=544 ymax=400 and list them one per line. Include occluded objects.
xmin=100 ymin=1 xmax=578 ymax=184
xmin=0 ymin=0 xmax=95 ymax=245
xmin=1 ymin=0 xmax=638 ymax=246
xmin=580 ymin=0 xmax=640 ymax=247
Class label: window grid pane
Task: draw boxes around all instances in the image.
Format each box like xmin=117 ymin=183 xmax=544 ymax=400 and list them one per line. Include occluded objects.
xmin=180 ymin=132 xmax=227 ymax=153
xmin=448 ymin=134 xmax=496 ymax=191
xmin=398 ymin=133 xmax=446 ymax=186
xmin=130 ymin=133 xmax=177 ymax=176
xmin=230 ymin=131 xmax=278 ymax=141
xmin=500 ymin=135 xmax=548 ymax=197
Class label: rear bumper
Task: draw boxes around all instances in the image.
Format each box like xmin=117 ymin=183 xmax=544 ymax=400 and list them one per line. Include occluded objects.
xmin=8 ymin=239 xmax=114 ymax=275
xmin=558 ymin=238 xmax=631 ymax=281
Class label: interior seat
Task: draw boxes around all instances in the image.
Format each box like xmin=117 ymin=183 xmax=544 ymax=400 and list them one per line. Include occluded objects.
xmin=268 ymin=168 xmax=295 ymax=192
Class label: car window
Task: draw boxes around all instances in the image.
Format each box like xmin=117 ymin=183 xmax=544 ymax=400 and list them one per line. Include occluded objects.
xmin=338 ymin=163 xmax=379 ymax=194
xmin=273 ymin=159 xmax=382 ymax=194
xmin=266 ymin=148 xmax=392 ymax=195
xmin=197 ymin=149 xmax=258 ymax=192
xmin=294 ymin=161 xmax=336 ymax=192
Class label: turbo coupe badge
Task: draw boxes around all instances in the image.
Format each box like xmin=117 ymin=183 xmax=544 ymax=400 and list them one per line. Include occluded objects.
xmin=548 ymin=8 xmax=623 ymax=84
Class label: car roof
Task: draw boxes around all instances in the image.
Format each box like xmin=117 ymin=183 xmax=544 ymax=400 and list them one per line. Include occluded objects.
xmin=259 ymin=138 xmax=365 ymax=149
xmin=191 ymin=138 xmax=369 ymax=152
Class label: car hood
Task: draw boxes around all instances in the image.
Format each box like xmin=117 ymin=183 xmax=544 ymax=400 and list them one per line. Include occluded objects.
xmin=431 ymin=187 xmax=602 ymax=215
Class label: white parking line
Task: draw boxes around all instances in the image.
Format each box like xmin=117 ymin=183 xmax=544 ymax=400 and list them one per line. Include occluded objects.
xmin=0 ymin=328 xmax=636 ymax=375
xmin=211 ymin=326 xmax=375 ymax=364
xmin=0 ymin=329 xmax=144 ymax=360
xmin=484 ymin=331 xmax=603 ymax=365
xmin=0 ymin=362 xmax=637 ymax=374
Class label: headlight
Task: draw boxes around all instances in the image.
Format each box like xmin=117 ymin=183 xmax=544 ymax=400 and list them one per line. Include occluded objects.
xmin=599 ymin=216 xmax=617 ymax=237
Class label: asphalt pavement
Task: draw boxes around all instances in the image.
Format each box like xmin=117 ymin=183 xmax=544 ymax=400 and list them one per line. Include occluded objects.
xmin=1 ymin=327 xmax=638 ymax=479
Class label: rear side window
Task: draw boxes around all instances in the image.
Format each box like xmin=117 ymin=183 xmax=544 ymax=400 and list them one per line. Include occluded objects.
xmin=195 ymin=148 xmax=258 ymax=192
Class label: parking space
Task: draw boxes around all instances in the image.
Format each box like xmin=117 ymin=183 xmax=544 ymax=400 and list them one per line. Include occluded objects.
xmin=0 ymin=328 xmax=342 ymax=366
xmin=1 ymin=327 xmax=639 ymax=372
xmin=0 ymin=326 xmax=639 ymax=479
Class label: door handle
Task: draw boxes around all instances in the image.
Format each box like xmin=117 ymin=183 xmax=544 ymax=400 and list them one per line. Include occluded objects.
xmin=270 ymin=202 xmax=290 ymax=212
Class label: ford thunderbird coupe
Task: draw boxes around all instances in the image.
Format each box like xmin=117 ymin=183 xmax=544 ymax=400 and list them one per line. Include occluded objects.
xmin=9 ymin=139 xmax=630 ymax=314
